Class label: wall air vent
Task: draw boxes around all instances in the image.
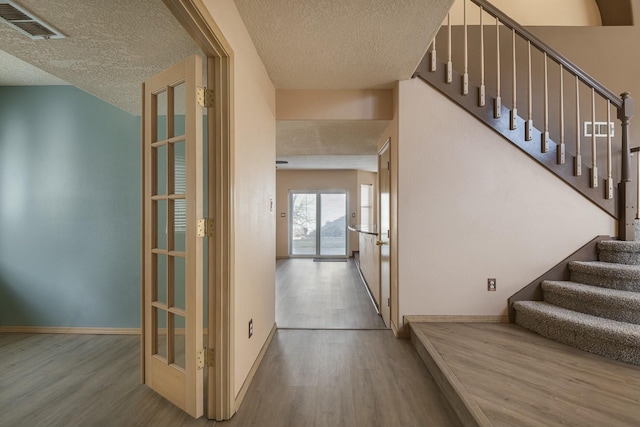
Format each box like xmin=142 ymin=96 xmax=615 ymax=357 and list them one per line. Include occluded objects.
xmin=0 ymin=1 xmax=65 ymax=40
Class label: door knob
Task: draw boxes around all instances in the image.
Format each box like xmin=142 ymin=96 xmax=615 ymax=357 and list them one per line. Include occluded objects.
xmin=376 ymin=240 xmax=386 ymax=246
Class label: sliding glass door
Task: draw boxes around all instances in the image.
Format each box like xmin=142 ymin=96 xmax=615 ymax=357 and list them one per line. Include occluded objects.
xmin=290 ymin=192 xmax=317 ymax=255
xmin=290 ymin=191 xmax=347 ymax=257
xmin=319 ymin=193 xmax=347 ymax=255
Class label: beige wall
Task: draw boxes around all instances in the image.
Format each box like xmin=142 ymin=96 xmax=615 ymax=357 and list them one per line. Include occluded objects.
xmin=527 ymin=2 xmax=640 ymax=139
xmin=447 ymin=0 xmax=602 ymax=26
xmin=203 ymin=0 xmax=276 ymax=399
xmin=276 ymin=170 xmax=359 ymax=257
xmin=276 ymin=89 xmax=393 ymax=120
xmin=396 ymin=79 xmax=616 ymax=325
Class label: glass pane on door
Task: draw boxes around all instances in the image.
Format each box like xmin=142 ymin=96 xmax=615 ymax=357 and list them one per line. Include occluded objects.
xmin=172 ymin=314 xmax=186 ymax=370
xmin=155 ymin=254 xmax=167 ymax=305
xmin=290 ymin=193 xmax=316 ymax=255
xmin=320 ymin=193 xmax=347 ymax=256
xmin=173 ymin=256 xmax=186 ymax=311
xmin=154 ymin=307 xmax=167 ymax=360
xmin=156 ymin=90 xmax=167 ymax=141
xmin=155 ymin=144 xmax=167 ymax=196
xmin=172 ymin=82 xmax=186 ymax=137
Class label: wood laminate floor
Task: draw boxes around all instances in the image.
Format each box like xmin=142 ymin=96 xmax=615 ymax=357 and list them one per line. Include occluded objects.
xmin=0 ymin=333 xmax=215 ymax=427
xmin=0 ymin=331 xmax=461 ymax=427
xmin=276 ymin=258 xmax=385 ymax=329
xmin=220 ymin=329 xmax=462 ymax=426
xmin=0 ymin=259 xmax=461 ymax=426
xmin=411 ymin=322 xmax=640 ymax=427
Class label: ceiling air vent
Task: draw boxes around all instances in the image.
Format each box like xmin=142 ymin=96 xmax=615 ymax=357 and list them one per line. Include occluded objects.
xmin=0 ymin=1 xmax=65 ymax=39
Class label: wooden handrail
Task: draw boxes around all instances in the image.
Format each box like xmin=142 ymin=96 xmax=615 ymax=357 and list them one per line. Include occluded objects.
xmin=469 ymin=0 xmax=623 ymax=109
xmin=422 ymin=0 xmax=635 ymax=240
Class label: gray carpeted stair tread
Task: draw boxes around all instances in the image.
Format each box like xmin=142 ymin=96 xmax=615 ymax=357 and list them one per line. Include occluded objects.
xmin=514 ymin=301 xmax=640 ymax=365
xmin=597 ymin=240 xmax=640 ymax=252
xmin=569 ymin=261 xmax=640 ymax=292
xmin=598 ymin=240 xmax=640 ymax=265
xmin=542 ymin=280 xmax=640 ymax=324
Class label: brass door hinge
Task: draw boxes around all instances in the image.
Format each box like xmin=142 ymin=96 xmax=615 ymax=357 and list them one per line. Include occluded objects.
xmin=197 ymin=348 xmax=215 ymax=369
xmin=196 ymin=87 xmax=214 ymax=108
xmin=197 ymin=218 xmax=214 ymax=238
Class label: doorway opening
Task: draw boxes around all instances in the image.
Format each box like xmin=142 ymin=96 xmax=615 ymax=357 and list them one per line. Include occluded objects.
xmin=276 ymin=175 xmax=386 ymax=330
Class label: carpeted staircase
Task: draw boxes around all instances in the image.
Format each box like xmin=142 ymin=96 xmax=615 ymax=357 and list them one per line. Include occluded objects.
xmin=514 ymin=240 xmax=640 ymax=365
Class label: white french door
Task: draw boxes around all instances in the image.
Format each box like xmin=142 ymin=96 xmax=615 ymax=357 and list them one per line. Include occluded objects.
xmin=142 ymin=55 xmax=204 ymax=418
xmin=289 ymin=191 xmax=348 ymax=257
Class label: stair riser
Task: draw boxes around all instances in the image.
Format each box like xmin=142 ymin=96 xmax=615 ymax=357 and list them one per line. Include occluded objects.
xmin=515 ymin=309 xmax=640 ymax=365
xmin=570 ymin=272 xmax=640 ymax=292
xmin=599 ymin=251 xmax=640 ymax=265
xmin=544 ymin=290 xmax=640 ymax=325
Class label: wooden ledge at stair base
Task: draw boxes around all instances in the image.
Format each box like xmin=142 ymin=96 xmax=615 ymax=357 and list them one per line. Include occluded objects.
xmin=409 ymin=323 xmax=494 ymax=427
xmin=410 ymin=322 xmax=640 ymax=427
xmin=396 ymin=316 xmax=508 ymax=340
xmin=404 ymin=315 xmax=508 ymax=324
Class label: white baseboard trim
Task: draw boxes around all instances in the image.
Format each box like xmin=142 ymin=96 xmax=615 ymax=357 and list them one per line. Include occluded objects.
xmin=234 ymin=322 xmax=277 ymax=411
xmin=404 ymin=315 xmax=509 ymax=324
xmin=0 ymin=326 xmax=141 ymax=335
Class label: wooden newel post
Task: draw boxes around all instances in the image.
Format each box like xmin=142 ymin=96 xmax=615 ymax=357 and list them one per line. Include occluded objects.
xmin=617 ymin=92 xmax=635 ymax=241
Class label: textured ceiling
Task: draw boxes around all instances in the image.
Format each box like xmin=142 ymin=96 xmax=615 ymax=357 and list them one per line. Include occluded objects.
xmin=277 ymin=120 xmax=390 ymax=156
xmin=0 ymin=0 xmax=453 ymax=171
xmin=0 ymin=0 xmax=202 ymax=114
xmin=0 ymin=50 xmax=68 ymax=85
xmin=233 ymin=0 xmax=455 ymax=89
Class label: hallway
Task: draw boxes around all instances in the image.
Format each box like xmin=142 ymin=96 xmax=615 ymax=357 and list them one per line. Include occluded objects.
xmin=276 ymin=258 xmax=385 ymax=329
xmin=223 ymin=258 xmax=462 ymax=426
xmin=223 ymin=329 xmax=461 ymax=426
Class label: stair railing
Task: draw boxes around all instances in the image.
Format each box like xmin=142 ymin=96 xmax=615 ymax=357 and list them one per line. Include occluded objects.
xmin=426 ymin=0 xmax=635 ymax=240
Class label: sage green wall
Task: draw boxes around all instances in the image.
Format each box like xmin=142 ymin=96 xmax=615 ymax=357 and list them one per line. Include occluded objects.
xmin=0 ymin=86 xmax=141 ymax=328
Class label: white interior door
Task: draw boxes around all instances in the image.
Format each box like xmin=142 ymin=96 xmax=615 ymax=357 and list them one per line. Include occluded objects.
xmin=378 ymin=141 xmax=391 ymax=327
xmin=143 ymin=54 xmax=204 ymax=418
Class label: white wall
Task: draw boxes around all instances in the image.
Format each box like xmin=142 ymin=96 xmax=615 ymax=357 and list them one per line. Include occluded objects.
xmin=203 ymin=0 xmax=276 ymax=399
xmin=397 ymin=79 xmax=615 ymax=324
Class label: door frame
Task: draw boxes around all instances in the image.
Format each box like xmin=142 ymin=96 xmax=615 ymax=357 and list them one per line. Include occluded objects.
xmin=140 ymin=0 xmax=234 ymax=420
